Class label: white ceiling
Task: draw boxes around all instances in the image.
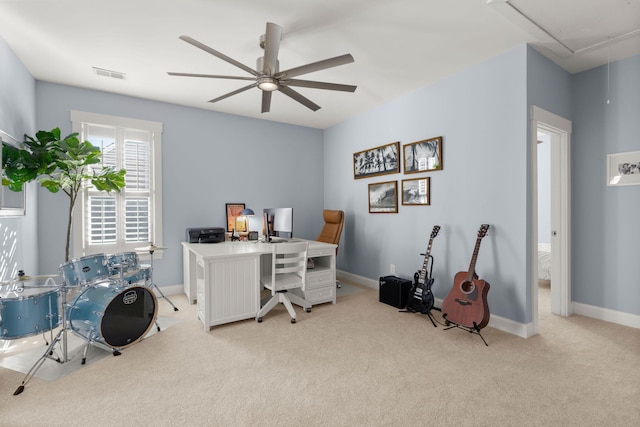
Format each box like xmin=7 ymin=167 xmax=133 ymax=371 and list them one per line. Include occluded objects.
xmin=0 ymin=0 xmax=638 ymax=129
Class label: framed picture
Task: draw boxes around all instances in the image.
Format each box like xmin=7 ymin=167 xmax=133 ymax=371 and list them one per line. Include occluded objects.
xmin=353 ymin=141 xmax=400 ymax=179
xmin=226 ymin=203 xmax=246 ymax=232
xmin=607 ymin=151 xmax=640 ymax=186
xmin=403 ymin=136 xmax=442 ymax=174
xmin=402 ymin=177 xmax=430 ymax=206
xmin=368 ymin=181 xmax=398 ymax=213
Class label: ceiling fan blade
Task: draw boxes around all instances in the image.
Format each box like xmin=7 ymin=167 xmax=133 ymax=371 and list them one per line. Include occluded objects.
xmin=167 ymin=72 xmax=255 ymax=81
xmin=179 ymin=35 xmax=258 ymax=77
xmin=208 ymin=83 xmax=257 ymax=104
xmin=278 ymin=85 xmax=321 ymax=111
xmin=279 ymin=79 xmax=357 ymax=92
xmin=275 ymin=54 xmax=354 ymax=79
xmin=261 ymin=91 xmax=273 ymax=113
xmin=262 ymin=22 xmax=282 ymax=75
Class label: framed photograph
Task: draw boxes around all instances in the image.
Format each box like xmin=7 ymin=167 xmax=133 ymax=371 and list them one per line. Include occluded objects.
xmin=402 ymin=177 xmax=430 ymax=206
xmin=226 ymin=203 xmax=246 ymax=232
xmin=368 ymin=181 xmax=398 ymax=213
xmin=403 ymin=136 xmax=442 ymax=174
xmin=354 ymin=141 xmax=400 ymax=179
xmin=607 ymin=151 xmax=640 ymax=186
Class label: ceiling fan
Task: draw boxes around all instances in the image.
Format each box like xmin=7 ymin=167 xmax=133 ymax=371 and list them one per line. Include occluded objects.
xmin=167 ymin=22 xmax=357 ymax=113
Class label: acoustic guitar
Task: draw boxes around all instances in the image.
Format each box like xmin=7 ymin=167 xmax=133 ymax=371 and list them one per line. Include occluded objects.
xmin=406 ymin=225 xmax=440 ymax=314
xmin=441 ymin=224 xmax=491 ymax=330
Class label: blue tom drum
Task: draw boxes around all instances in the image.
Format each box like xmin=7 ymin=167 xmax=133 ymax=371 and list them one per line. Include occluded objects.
xmin=107 ymin=252 xmax=139 ymax=276
xmin=59 ymin=254 xmax=109 ymax=287
xmin=119 ymin=266 xmax=151 ymax=286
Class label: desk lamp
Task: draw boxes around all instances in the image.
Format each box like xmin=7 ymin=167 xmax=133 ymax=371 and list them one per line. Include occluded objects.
xmin=240 ymin=208 xmax=255 ymax=240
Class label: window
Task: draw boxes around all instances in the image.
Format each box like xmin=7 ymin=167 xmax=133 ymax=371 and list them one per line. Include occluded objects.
xmin=71 ymin=111 xmax=163 ymax=258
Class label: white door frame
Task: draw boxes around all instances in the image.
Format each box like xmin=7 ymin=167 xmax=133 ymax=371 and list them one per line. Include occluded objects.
xmin=530 ymin=106 xmax=572 ymax=336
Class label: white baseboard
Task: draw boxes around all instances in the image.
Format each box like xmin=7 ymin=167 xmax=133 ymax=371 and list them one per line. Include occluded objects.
xmin=151 ymin=284 xmax=183 ymax=297
xmin=573 ymin=302 xmax=640 ymax=329
xmin=337 ymin=269 xmax=379 ymax=289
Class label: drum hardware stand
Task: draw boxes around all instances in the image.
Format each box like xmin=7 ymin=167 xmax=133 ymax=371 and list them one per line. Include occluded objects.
xmin=13 ymin=284 xmax=70 ymax=396
xmin=136 ymin=244 xmax=179 ymax=313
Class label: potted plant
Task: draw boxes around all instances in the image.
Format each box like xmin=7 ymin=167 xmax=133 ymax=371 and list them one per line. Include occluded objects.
xmin=2 ymin=127 xmax=126 ymax=262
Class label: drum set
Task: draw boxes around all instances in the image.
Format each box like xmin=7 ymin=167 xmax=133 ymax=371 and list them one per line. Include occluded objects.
xmin=1 ymin=245 xmax=177 ymax=395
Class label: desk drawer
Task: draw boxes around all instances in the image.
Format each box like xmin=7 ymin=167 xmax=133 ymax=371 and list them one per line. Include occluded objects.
xmin=307 ymin=270 xmax=334 ymax=288
xmin=310 ymin=247 xmax=335 ymax=257
xmin=305 ymin=285 xmax=336 ymax=304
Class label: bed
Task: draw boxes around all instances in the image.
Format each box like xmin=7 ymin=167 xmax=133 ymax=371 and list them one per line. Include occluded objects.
xmin=538 ymin=243 xmax=552 ymax=281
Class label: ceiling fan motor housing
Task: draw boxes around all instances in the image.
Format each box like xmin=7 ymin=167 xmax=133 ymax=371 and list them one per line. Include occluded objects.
xmin=257 ymin=56 xmax=279 ymax=76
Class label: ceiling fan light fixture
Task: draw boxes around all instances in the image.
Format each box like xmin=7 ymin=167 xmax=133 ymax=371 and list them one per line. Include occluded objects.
xmin=258 ymin=77 xmax=278 ymax=91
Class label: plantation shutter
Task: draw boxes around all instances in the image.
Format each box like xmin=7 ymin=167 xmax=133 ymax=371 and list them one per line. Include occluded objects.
xmin=71 ymin=110 xmax=163 ymax=259
xmin=83 ymin=126 xmax=152 ymax=249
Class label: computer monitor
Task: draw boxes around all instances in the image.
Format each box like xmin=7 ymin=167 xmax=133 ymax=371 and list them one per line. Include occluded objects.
xmin=263 ymin=208 xmax=293 ymax=239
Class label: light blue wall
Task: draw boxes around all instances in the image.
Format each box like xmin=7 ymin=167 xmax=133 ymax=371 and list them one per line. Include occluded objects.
xmin=572 ymin=55 xmax=640 ymax=315
xmin=325 ymin=45 xmax=531 ymax=323
xmin=0 ymin=36 xmax=38 ymax=281
xmin=35 ymin=82 xmax=324 ymax=286
xmin=3 ymin=31 xmax=638 ymax=324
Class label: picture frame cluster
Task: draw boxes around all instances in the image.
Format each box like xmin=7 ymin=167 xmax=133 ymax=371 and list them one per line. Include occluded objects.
xmin=353 ymin=136 xmax=443 ymax=213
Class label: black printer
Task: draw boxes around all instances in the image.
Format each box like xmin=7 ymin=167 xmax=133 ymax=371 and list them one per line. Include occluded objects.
xmin=186 ymin=227 xmax=225 ymax=243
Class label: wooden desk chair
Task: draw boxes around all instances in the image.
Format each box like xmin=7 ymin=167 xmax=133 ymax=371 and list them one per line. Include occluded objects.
xmin=257 ymin=241 xmax=311 ymax=324
xmin=315 ymin=209 xmax=344 ymax=287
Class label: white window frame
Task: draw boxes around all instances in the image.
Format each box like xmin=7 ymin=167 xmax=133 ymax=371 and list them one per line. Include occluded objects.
xmin=71 ymin=110 xmax=163 ymax=260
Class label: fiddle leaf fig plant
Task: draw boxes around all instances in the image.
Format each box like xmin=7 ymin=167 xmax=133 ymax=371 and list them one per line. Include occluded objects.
xmin=2 ymin=127 xmax=126 ymax=262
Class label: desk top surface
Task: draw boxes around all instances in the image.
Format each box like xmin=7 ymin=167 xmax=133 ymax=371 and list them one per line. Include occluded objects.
xmin=182 ymin=239 xmax=336 ymax=259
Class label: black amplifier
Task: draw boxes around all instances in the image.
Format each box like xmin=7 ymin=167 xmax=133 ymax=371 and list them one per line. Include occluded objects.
xmin=379 ymin=275 xmax=412 ymax=309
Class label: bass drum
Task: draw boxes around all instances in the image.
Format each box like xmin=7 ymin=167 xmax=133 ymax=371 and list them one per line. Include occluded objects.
xmin=68 ymin=284 xmax=157 ymax=349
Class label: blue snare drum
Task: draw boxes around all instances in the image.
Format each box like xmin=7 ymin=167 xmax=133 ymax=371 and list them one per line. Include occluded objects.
xmin=59 ymin=254 xmax=109 ymax=287
xmin=119 ymin=266 xmax=151 ymax=286
xmin=107 ymin=252 xmax=139 ymax=276
xmin=0 ymin=278 xmax=60 ymax=339
xmin=67 ymin=284 xmax=157 ymax=349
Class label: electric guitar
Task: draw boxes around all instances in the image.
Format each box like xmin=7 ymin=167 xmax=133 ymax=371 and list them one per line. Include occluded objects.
xmin=441 ymin=224 xmax=491 ymax=330
xmin=406 ymin=225 xmax=440 ymax=314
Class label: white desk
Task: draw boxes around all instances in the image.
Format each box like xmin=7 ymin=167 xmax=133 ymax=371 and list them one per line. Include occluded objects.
xmin=182 ymin=240 xmax=337 ymax=331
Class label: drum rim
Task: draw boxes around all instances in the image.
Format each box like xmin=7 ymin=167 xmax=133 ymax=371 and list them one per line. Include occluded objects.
xmin=63 ymin=253 xmax=108 ymax=264
xmin=0 ymin=287 xmax=59 ymax=301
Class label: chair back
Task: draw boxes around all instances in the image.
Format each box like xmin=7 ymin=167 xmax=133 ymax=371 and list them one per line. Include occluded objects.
xmin=316 ymin=209 xmax=344 ymax=255
xmin=266 ymin=241 xmax=309 ymax=293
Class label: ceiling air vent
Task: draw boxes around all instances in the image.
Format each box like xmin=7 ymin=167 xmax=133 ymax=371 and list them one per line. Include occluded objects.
xmin=93 ymin=67 xmax=126 ymax=80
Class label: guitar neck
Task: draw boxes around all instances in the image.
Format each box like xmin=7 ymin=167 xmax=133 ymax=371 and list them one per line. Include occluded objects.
xmin=418 ymin=226 xmax=440 ymax=283
xmin=465 ymin=225 xmax=489 ymax=282
xmin=418 ymin=238 xmax=434 ymax=283
xmin=465 ymin=239 xmax=482 ymax=282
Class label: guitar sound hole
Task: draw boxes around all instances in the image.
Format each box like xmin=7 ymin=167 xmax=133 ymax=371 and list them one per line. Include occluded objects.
xmin=460 ymin=281 xmax=475 ymax=294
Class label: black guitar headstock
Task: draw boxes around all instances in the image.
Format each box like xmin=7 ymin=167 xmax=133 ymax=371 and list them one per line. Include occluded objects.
xmin=431 ymin=225 xmax=441 ymax=239
xmin=478 ymin=224 xmax=490 ymax=238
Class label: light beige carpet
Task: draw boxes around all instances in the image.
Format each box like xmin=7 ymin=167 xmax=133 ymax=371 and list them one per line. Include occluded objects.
xmin=0 ymin=316 xmax=180 ymax=381
xmin=1 ymin=282 xmax=638 ymax=426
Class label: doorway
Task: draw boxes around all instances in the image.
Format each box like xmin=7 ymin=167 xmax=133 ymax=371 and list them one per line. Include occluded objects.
xmin=530 ymin=106 xmax=572 ymax=336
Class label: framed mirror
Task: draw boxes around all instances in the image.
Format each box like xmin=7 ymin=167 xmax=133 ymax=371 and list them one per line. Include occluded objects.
xmin=1 ymin=130 xmax=26 ymax=216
